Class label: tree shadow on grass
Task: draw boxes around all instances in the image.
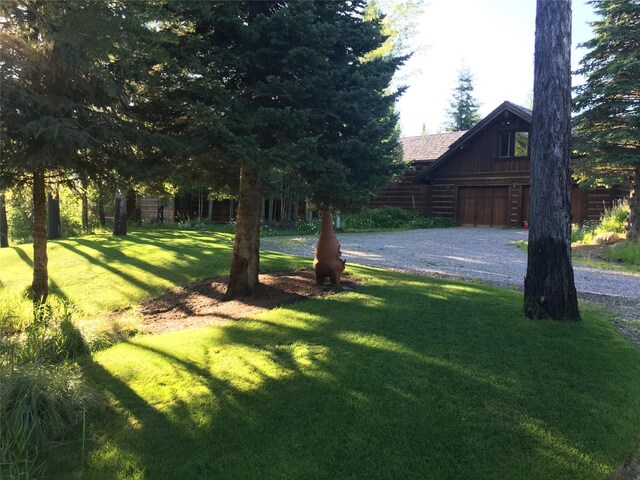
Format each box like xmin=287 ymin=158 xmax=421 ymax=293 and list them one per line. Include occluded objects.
xmin=11 ymin=246 xmax=70 ymax=303
xmin=46 ymin=272 xmax=640 ymax=479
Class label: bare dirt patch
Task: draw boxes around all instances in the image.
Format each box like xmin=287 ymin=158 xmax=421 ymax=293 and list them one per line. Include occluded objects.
xmin=137 ymin=269 xmax=357 ymax=335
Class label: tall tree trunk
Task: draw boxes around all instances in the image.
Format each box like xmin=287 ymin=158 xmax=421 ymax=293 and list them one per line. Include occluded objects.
xmin=81 ymin=188 xmax=89 ymax=231
xmin=524 ymin=0 xmax=579 ymax=321
xmin=113 ymin=188 xmax=128 ymax=236
xmin=97 ymin=189 xmax=106 ymax=228
xmin=626 ymin=167 xmax=639 ymax=243
xmin=0 ymin=190 xmax=9 ymax=248
xmin=134 ymin=195 xmax=142 ymax=227
xmin=208 ymin=197 xmax=213 ymax=221
xmin=47 ymin=190 xmax=62 ymax=240
xmin=226 ymin=164 xmax=261 ymax=298
xmin=32 ymin=170 xmax=48 ymax=302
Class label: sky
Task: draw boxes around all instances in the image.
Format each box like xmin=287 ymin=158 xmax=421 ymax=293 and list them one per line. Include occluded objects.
xmin=396 ymin=0 xmax=598 ymax=136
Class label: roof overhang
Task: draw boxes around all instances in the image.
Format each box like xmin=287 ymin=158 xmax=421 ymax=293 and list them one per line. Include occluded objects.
xmin=413 ymin=101 xmax=532 ymax=183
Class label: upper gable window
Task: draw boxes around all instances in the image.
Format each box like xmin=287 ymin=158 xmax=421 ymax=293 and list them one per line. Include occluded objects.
xmin=498 ymin=131 xmax=529 ymax=158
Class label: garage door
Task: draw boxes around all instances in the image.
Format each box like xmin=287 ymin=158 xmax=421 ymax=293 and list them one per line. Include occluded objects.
xmin=457 ymin=186 xmax=509 ymax=226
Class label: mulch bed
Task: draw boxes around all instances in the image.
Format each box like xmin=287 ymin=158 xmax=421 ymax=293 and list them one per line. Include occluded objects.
xmin=137 ymin=269 xmax=357 ymax=334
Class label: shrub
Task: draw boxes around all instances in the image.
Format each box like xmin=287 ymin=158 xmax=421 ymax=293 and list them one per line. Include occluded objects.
xmin=571 ymin=220 xmax=598 ymax=244
xmin=342 ymin=207 xmax=456 ymax=231
xmin=58 ymin=187 xmax=85 ymax=237
xmin=572 ymin=199 xmax=629 ymax=244
xmin=8 ymin=203 xmax=33 ymax=244
xmin=597 ymin=199 xmax=629 ymax=234
xmin=0 ymin=301 xmax=92 ymax=479
xmin=0 ymin=364 xmax=89 ymax=479
xmin=19 ymin=302 xmax=89 ymax=365
xmin=260 ymin=208 xmax=456 ymax=236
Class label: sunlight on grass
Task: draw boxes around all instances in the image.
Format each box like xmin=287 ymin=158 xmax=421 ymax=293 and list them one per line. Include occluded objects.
xmin=0 ymin=229 xmax=310 ymax=335
xmin=44 ymin=265 xmax=640 ymax=480
xmin=522 ymin=420 xmax=610 ymax=476
xmin=4 ymin=230 xmax=637 ymax=479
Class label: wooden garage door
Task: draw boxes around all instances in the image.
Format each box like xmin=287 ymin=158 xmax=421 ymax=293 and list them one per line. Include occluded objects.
xmin=457 ymin=187 xmax=509 ymax=226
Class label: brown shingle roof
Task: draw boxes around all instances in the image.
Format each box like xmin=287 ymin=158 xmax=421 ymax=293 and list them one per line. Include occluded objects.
xmin=400 ymin=131 xmax=467 ymax=162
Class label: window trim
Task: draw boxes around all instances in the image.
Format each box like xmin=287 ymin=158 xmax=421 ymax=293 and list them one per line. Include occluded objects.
xmin=497 ymin=131 xmax=529 ymax=158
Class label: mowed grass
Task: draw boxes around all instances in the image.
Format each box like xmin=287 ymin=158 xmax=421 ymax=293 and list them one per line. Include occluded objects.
xmin=42 ymin=269 xmax=640 ymax=479
xmin=2 ymin=229 xmax=639 ymax=478
xmin=0 ymin=229 xmax=308 ymax=328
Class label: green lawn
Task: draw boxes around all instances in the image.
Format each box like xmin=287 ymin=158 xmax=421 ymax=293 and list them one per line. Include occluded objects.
xmin=2 ymin=230 xmax=639 ymax=479
xmin=0 ymin=229 xmax=308 ymax=331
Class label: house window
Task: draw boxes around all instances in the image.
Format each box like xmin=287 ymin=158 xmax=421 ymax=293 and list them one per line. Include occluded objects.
xmin=498 ymin=131 xmax=529 ymax=158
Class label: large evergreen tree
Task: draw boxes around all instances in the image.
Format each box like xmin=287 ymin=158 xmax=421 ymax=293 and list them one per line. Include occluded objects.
xmin=157 ymin=1 xmax=404 ymax=298
xmin=573 ymin=0 xmax=640 ymax=242
xmin=0 ymin=0 xmax=156 ymax=301
xmin=524 ymin=0 xmax=580 ymax=321
xmin=445 ymin=67 xmax=481 ymax=131
xmin=222 ymin=1 xmax=405 ymax=297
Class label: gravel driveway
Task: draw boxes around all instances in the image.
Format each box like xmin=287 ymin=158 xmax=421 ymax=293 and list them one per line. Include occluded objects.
xmin=262 ymin=227 xmax=639 ymax=341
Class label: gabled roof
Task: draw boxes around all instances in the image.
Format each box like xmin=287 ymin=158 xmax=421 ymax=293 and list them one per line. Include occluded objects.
xmin=401 ymin=131 xmax=466 ymax=162
xmin=413 ymin=101 xmax=532 ymax=182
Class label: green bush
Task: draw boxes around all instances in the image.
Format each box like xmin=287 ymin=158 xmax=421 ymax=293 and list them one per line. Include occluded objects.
xmin=0 ymin=301 xmax=91 ymax=479
xmin=571 ymin=220 xmax=598 ymax=244
xmin=20 ymin=302 xmax=89 ymax=364
xmin=597 ymin=199 xmax=629 ymax=234
xmin=0 ymin=364 xmax=89 ymax=479
xmin=260 ymin=208 xmax=456 ymax=236
xmin=58 ymin=187 xmax=85 ymax=237
xmin=8 ymin=203 xmax=33 ymax=244
xmin=342 ymin=207 xmax=456 ymax=231
xmin=1 ymin=301 xmax=90 ymax=367
xmin=572 ymin=199 xmax=629 ymax=244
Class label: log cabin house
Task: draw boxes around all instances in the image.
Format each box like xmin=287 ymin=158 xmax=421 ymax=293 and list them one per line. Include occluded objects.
xmin=370 ymin=101 xmax=625 ymax=227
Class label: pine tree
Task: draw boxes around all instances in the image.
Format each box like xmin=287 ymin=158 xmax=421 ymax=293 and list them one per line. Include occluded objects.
xmin=524 ymin=0 xmax=580 ymax=321
xmin=0 ymin=1 xmax=156 ymax=301
xmin=573 ymin=0 xmax=640 ymax=242
xmin=445 ymin=67 xmax=481 ymax=131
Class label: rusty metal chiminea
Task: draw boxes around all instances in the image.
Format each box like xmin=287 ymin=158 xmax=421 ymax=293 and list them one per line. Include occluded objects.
xmin=314 ymin=211 xmax=345 ymax=285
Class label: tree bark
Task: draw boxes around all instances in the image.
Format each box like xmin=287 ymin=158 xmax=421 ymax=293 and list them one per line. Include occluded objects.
xmin=32 ymin=170 xmax=49 ymax=302
xmin=626 ymin=167 xmax=639 ymax=243
xmin=134 ymin=196 xmax=142 ymax=227
xmin=524 ymin=0 xmax=579 ymax=321
xmin=0 ymin=190 xmax=9 ymax=248
xmin=225 ymin=164 xmax=261 ymax=298
xmin=47 ymin=190 xmax=62 ymax=240
xmin=98 ymin=199 xmax=106 ymax=228
xmin=113 ymin=188 xmax=128 ymax=236
xmin=81 ymin=190 xmax=89 ymax=231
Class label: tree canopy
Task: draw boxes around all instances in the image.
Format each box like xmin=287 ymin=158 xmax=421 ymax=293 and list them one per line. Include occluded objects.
xmin=572 ymin=0 xmax=640 ymax=241
xmin=0 ymin=0 xmax=163 ymax=300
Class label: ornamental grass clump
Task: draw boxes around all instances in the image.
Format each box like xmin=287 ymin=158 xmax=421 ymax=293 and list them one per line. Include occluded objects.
xmin=572 ymin=199 xmax=629 ymax=244
xmin=0 ymin=301 xmax=92 ymax=479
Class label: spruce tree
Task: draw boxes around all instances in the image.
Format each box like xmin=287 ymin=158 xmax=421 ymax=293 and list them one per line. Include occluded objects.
xmin=221 ymin=1 xmax=405 ymax=297
xmin=573 ymin=0 xmax=640 ymax=242
xmin=445 ymin=67 xmax=481 ymax=131
xmin=0 ymin=0 xmax=156 ymax=301
xmin=154 ymin=1 xmax=404 ymax=297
